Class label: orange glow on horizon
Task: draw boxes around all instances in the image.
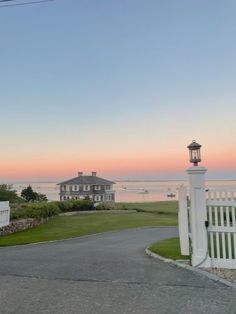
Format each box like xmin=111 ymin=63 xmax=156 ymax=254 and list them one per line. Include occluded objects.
xmin=0 ymin=147 xmax=235 ymax=181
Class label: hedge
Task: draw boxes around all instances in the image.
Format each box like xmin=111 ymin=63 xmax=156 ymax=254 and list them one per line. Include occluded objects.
xmin=10 ymin=199 xmax=95 ymax=220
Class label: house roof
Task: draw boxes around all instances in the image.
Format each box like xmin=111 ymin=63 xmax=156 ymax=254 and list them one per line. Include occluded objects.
xmin=58 ymin=176 xmax=115 ymax=186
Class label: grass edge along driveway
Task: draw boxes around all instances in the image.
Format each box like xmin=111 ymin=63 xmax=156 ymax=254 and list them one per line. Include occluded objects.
xmin=149 ymin=237 xmax=189 ymax=260
xmin=0 ymin=202 xmax=178 ymax=246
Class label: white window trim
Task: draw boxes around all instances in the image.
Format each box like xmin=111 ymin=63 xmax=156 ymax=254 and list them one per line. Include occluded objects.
xmin=94 ymin=185 xmax=101 ymax=191
xmin=83 ymin=185 xmax=90 ymax=191
xmin=95 ymin=195 xmax=101 ymax=201
xmin=72 ymin=185 xmax=80 ymax=191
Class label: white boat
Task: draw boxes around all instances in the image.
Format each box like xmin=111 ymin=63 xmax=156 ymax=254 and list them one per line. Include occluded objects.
xmin=167 ymin=189 xmax=176 ymax=198
xmin=138 ymin=189 xmax=149 ymax=194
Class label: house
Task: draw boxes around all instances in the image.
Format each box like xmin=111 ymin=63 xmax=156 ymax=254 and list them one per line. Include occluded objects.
xmin=58 ymin=172 xmax=115 ymax=203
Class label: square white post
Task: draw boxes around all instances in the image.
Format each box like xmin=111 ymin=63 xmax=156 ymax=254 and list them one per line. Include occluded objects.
xmin=178 ymin=185 xmax=190 ymax=256
xmin=187 ymin=166 xmax=210 ymax=267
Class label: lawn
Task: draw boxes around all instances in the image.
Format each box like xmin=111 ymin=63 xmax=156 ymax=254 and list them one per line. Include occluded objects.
xmin=149 ymin=237 xmax=189 ymax=260
xmin=116 ymin=201 xmax=178 ymax=214
xmin=0 ymin=202 xmax=178 ymax=246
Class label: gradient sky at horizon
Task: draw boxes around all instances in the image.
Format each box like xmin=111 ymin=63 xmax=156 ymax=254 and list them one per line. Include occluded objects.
xmin=0 ymin=0 xmax=236 ymax=181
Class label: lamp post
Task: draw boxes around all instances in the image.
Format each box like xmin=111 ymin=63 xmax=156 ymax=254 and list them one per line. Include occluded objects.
xmin=187 ymin=140 xmax=201 ymax=166
xmin=186 ymin=140 xmax=210 ymax=267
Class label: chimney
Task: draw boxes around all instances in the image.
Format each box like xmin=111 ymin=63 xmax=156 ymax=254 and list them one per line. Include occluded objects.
xmin=92 ymin=172 xmax=97 ymax=177
xmin=78 ymin=172 xmax=83 ymax=177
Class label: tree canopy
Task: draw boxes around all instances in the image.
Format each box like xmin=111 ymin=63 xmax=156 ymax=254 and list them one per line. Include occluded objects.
xmin=0 ymin=184 xmax=22 ymax=203
xmin=21 ymin=185 xmax=48 ymax=202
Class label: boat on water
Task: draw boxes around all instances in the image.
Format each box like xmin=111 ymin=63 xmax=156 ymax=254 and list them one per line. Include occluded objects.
xmin=166 ymin=189 xmax=176 ymax=198
xmin=137 ymin=189 xmax=149 ymax=194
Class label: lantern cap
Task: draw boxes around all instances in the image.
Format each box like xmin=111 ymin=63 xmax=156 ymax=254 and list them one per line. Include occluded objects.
xmin=187 ymin=140 xmax=201 ymax=150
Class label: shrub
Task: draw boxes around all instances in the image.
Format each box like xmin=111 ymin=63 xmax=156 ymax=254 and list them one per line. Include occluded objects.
xmin=56 ymin=199 xmax=95 ymax=212
xmin=10 ymin=202 xmax=61 ymax=220
xmin=95 ymin=202 xmax=115 ymax=211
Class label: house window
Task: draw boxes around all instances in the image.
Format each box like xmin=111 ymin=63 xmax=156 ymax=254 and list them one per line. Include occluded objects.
xmin=105 ymin=185 xmax=111 ymax=190
xmin=106 ymin=194 xmax=112 ymax=201
xmin=94 ymin=195 xmax=101 ymax=202
xmin=84 ymin=185 xmax=90 ymax=191
xmin=62 ymin=185 xmax=67 ymax=191
xmin=73 ymin=185 xmax=79 ymax=191
xmin=94 ymin=185 xmax=101 ymax=190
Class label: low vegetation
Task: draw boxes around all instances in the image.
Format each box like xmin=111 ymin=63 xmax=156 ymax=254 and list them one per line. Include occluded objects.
xmin=10 ymin=199 xmax=95 ymax=220
xmin=115 ymin=201 xmax=178 ymax=215
xmin=149 ymin=237 xmax=189 ymax=260
xmin=10 ymin=202 xmax=61 ymax=220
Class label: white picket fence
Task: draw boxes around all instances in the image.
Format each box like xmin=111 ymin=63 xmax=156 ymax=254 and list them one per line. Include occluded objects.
xmin=178 ymin=186 xmax=236 ymax=269
xmin=0 ymin=201 xmax=10 ymax=228
xmin=206 ymin=190 xmax=236 ymax=269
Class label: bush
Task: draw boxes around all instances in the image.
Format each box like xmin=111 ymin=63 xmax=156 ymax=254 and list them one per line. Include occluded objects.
xmin=10 ymin=199 xmax=95 ymax=220
xmin=10 ymin=202 xmax=61 ymax=220
xmin=95 ymin=202 xmax=115 ymax=211
xmin=56 ymin=199 xmax=95 ymax=212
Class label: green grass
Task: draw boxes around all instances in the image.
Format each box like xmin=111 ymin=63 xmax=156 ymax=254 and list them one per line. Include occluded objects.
xmin=149 ymin=237 xmax=190 ymax=260
xmin=116 ymin=201 xmax=178 ymax=215
xmin=0 ymin=208 xmax=178 ymax=246
xmin=0 ymin=202 xmax=178 ymax=246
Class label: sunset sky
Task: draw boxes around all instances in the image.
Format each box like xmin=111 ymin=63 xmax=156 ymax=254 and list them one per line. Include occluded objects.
xmin=0 ymin=0 xmax=236 ymax=181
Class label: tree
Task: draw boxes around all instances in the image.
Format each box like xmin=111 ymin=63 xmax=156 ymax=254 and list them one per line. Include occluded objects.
xmin=21 ymin=185 xmax=48 ymax=202
xmin=0 ymin=184 xmax=22 ymax=203
xmin=36 ymin=193 xmax=48 ymax=202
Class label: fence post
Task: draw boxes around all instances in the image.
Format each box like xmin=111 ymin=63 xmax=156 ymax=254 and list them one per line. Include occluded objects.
xmin=0 ymin=201 xmax=10 ymax=228
xmin=187 ymin=166 xmax=210 ymax=267
xmin=178 ymin=186 xmax=189 ymax=255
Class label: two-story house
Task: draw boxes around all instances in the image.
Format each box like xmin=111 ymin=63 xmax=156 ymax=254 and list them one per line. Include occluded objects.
xmin=58 ymin=172 xmax=115 ymax=203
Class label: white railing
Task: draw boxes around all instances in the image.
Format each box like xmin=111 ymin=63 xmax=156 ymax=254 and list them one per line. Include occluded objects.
xmin=0 ymin=201 xmax=10 ymax=228
xmin=206 ymin=190 xmax=236 ymax=269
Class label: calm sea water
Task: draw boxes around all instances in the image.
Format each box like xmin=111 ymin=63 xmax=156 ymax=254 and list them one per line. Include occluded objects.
xmin=11 ymin=180 xmax=236 ymax=202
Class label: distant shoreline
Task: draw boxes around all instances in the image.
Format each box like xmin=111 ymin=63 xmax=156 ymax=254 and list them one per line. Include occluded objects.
xmin=3 ymin=178 xmax=236 ymax=184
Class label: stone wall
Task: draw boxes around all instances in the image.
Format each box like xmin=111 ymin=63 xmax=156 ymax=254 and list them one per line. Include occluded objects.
xmin=0 ymin=218 xmax=48 ymax=236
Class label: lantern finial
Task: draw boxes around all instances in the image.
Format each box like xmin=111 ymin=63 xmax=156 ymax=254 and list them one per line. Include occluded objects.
xmin=187 ymin=140 xmax=202 ymax=166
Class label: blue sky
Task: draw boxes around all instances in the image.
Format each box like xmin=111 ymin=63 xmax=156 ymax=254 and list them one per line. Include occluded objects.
xmin=0 ymin=0 xmax=236 ymax=180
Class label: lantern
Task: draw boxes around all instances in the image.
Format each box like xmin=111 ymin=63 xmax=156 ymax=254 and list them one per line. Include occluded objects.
xmin=187 ymin=140 xmax=201 ymax=166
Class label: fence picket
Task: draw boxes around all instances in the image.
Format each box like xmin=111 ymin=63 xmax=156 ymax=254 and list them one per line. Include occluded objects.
xmin=226 ymin=206 xmax=232 ymax=259
xmin=208 ymin=206 xmax=214 ymax=258
xmin=214 ymin=206 xmax=220 ymax=259
xmin=232 ymin=206 xmax=236 ymax=259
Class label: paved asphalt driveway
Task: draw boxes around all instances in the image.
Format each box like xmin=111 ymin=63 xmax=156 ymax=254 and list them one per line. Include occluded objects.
xmin=0 ymin=227 xmax=235 ymax=314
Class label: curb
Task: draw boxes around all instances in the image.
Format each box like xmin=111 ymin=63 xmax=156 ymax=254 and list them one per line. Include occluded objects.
xmin=145 ymin=248 xmax=236 ymax=289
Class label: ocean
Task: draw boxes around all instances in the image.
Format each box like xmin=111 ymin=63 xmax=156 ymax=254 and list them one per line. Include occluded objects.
xmin=11 ymin=180 xmax=236 ymax=203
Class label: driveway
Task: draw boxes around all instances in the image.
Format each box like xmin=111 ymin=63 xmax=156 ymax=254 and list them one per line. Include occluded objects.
xmin=0 ymin=227 xmax=235 ymax=314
